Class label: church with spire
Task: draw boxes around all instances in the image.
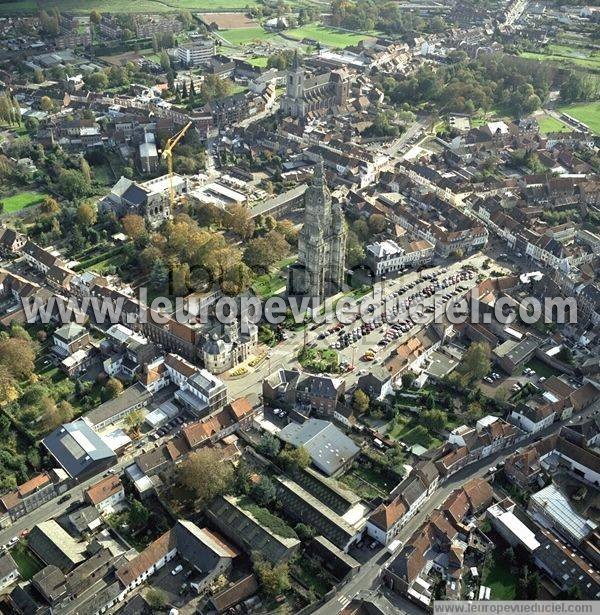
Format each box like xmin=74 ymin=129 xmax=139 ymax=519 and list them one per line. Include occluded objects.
xmin=288 ymin=160 xmax=347 ymax=303
xmin=280 ymin=51 xmax=350 ymax=120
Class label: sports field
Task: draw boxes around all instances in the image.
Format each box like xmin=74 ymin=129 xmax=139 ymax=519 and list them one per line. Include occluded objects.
xmin=1 ymin=191 xmax=48 ymax=214
xmin=557 ymin=102 xmax=600 ymax=135
xmin=537 ymin=115 xmax=571 ymax=134
xmin=219 ymin=27 xmax=276 ymax=46
xmin=286 ymin=24 xmax=374 ymax=48
xmin=0 ymin=0 xmax=257 ymax=15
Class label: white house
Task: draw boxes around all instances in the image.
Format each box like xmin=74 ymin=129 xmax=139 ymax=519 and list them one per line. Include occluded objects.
xmin=509 ymin=403 xmax=556 ymax=433
xmin=85 ymin=475 xmax=126 ymax=515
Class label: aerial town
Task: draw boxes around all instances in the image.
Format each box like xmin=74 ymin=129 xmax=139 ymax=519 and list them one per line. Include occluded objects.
xmin=0 ymin=0 xmax=598 ymax=613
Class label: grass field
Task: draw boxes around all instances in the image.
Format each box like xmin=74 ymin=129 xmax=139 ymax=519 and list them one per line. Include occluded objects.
xmin=482 ymin=551 xmax=517 ymax=600
xmin=247 ymin=56 xmax=269 ymax=67
xmin=1 ymin=190 xmax=48 ymax=214
xmin=387 ymin=415 xmax=442 ymax=450
xmin=557 ymin=102 xmax=600 ymax=135
xmin=537 ymin=115 xmax=571 ymax=134
xmin=0 ymin=0 xmax=257 ymax=15
xmin=11 ymin=544 xmax=44 ymax=581
xmin=219 ymin=27 xmax=275 ymax=46
xmin=520 ymin=44 xmax=600 ymax=71
xmin=286 ymin=24 xmax=374 ymax=48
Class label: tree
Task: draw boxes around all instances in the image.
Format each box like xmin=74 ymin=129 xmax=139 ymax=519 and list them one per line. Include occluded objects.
xmin=39 ymin=96 xmax=55 ymax=113
xmin=104 ymin=377 xmax=123 ymax=400
xmin=295 ymin=523 xmax=316 ymax=541
xmin=171 ymin=262 xmax=190 ymax=297
xmin=420 ymin=409 xmax=446 ymax=431
xmin=125 ymin=409 xmax=144 ymax=432
xmin=85 ymin=71 xmax=108 ymax=92
xmin=254 ymin=559 xmax=291 ymax=598
xmin=122 ymin=214 xmax=147 ymax=243
xmin=177 ymin=448 xmax=234 ymax=505
xmin=145 ymin=588 xmax=167 ymax=610
xmin=226 ymin=203 xmax=255 ymax=239
xmin=457 ymin=341 xmax=491 ymax=385
xmin=257 ymin=433 xmax=281 ymax=457
xmin=352 ymin=388 xmax=369 ymax=414
xmin=278 ymin=445 xmax=310 ymax=471
xmin=557 ymin=346 xmax=574 ymax=365
xmin=129 ymin=499 xmax=151 ymax=528
xmin=58 ymin=169 xmax=90 ymax=200
xmin=90 ymin=10 xmax=101 ymax=24
xmin=76 ymin=202 xmax=96 ymax=226
xmin=243 ymin=237 xmax=276 ymax=271
xmin=40 ymin=197 xmax=60 ymax=215
xmin=160 ymin=50 xmax=171 ymax=73
xmin=251 ymin=476 xmax=276 ymax=506
xmin=80 ymin=157 xmax=92 ymax=184
xmin=0 ymin=337 xmax=35 ymax=380
xmin=149 ymin=258 xmax=169 ymax=291
xmin=346 ymin=230 xmax=365 ymax=268
xmin=401 ymin=371 xmax=417 ymax=389
xmin=57 ymin=400 xmax=74 ymax=423
xmin=0 ymin=366 xmax=18 ymax=406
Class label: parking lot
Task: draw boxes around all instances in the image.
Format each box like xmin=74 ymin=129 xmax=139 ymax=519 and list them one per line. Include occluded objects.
xmin=149 ymin=557 xmax=193 ymax=608
xmin=312 ymin=266 xmax=477 ymax=370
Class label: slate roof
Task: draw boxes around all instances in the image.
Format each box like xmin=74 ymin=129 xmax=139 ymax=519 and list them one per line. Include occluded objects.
xmin=42 ymin=419 xmax=116 ymax=478
xmin=278 ymin=419 xmax=360 ymax=476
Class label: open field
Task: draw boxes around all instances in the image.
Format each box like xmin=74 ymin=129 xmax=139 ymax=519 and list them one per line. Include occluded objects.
xmin=0 ymin=0 xmax=257 ymax=15
xmin=537 ymin=115 xmax=571 ymax=134
xmin=286 ymin=24 xmax=374 ymax=48
xmin=557 ymin=102 xmax=600 ymax=135
xmin=1 ymin=190 xmax=48 ymax=214
xmin=219 ymin=27 xmax=276 ymax=46
xmin=201 ymin=12 xmax=258 ymax=29
xmin=520 ymin=44 xmax=600 ymax=71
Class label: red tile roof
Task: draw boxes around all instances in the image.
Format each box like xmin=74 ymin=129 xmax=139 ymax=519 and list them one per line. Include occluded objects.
xmin=85 ymin=475 xmax=123 ymax=505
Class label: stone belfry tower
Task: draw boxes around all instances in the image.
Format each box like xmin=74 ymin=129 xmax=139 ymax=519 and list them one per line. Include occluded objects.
xmin=281 ymin=50 xmax=304 ymax=118
xmin=288 ymin=159 xmax=347 ymax=303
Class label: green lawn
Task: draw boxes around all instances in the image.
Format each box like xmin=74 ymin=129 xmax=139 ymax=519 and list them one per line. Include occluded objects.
xmin=219 ymin=27 xmax=275 ymax=46
xmin=557 ymin=102 xmax=600 ymax=135
xmin=0 ymin=0 xmax=257 ymax=14
xmin=252 ymin=272 xmax=286 ymax=298
xmin=525 ymin=358 xmax=560 ymax=379
xmin=1 ymin=191 xmax=48 ymax=213
xmin=251 ymin=256 xmax=295 ymax=298
xmin=482 ymin=552 xmax=517 ymax=600
xmin=519 ymin=45 xmax=600 ymax=71
xmin=11 ymin=544 xmax=43 ymax=580
xmin=340 ymin=463 xmax=394 ymax=499
xmin=537 ymin=115 xmax=571 ymax=134
xmin=247 ymin=56 xmax=269 ymax=67
xmin=286 ymin=24 xmax=374 ymax=48
xmin=387 ymin=415 xmax=442 ymax=450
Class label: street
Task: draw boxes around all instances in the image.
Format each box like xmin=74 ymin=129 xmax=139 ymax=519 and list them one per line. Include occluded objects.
xmin=312 ymin=398 xmax=600 ymax=614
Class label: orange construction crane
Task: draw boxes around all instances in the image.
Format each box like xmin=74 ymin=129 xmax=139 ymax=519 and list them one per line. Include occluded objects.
xmin=161 ymin=121 xmax=192 ymax=208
